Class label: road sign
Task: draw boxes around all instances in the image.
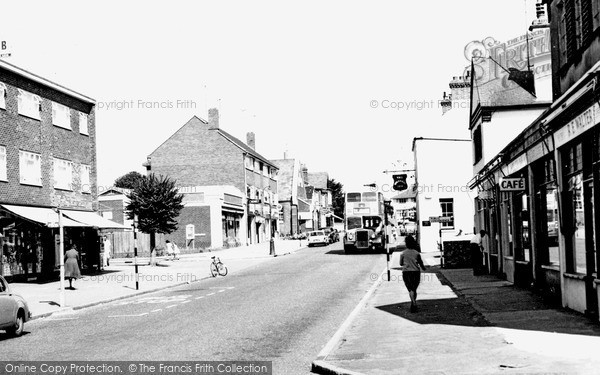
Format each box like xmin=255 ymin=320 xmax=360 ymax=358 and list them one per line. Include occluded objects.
xmin=186 ymin=224 xmax=195 ymax=240
xmin=429 ymin=216 xmax=452 ymax=223
xmin=499 ymin=177 xmax=526 ymax=191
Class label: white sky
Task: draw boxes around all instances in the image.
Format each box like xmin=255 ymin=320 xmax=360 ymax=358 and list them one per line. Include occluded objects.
xmin=0 ymin=0 xmax=537 ymax=195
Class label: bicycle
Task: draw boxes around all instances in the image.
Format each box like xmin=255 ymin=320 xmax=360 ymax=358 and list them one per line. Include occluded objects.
xmin=210 ymin=256 xmax=228 ymax=277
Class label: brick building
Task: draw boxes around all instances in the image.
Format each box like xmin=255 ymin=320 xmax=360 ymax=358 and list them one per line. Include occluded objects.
xmin=0 ymin=59 xmax=122 ymax=280
xmin=145 ymin=108 xmax=279 ymax=249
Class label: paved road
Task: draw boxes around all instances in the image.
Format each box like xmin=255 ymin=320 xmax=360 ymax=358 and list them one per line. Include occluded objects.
xmin=1 ymin=241 xmax=388 ymax=374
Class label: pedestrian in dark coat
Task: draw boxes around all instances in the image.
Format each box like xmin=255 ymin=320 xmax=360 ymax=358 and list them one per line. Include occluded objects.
xmin=64 ymin=245 xmax=81 ymax=289
xmin=470 ymin=230 xmax=486 ymax=276
xmin=400 ymin=235 xmax=427 ymax=312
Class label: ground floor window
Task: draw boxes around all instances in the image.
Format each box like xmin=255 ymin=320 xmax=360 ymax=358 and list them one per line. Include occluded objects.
xmin=222 ymin=212 xmax=241 ymax=247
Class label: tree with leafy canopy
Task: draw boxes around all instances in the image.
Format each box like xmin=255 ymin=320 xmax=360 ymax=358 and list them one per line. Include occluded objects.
xmin=114 ymin=171 xmax=145 ymax=190
xmin=125 ymin=173 xmax=184 ymax=252
xmin=327 ymin=178 xmax=344 ymax=220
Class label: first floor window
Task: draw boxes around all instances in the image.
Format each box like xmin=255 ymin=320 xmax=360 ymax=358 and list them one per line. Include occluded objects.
xmin=19 ymin=150 xmax=42 ymax=186
xmin=52 ymin=102 xmax=71 ymax=129
xmin=0 ymin=82 xmax=6 ymax=109
xmin=79 ymin=112 xmax=89 ymax=135
xmin=80 ymin=164 xmax=91 ymax=193
xmin=439 ymin=198 xmax=454 ymax=228
xmin=17 ymin=89 xmax=41 ymax=120
xmin=53 ymin=158 xmax=73 ymax=190
xmin=0 ymin=145 xmax=6 ymax=181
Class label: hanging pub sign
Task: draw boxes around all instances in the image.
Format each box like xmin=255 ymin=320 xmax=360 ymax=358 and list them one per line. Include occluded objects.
xmin=499 ymin=177 xmax=526 ymax=191
xmin=392 ymin=174 xmax=408 ymax=191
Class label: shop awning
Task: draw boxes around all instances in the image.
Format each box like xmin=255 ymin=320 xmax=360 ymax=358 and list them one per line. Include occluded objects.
xmin=62 ymin=209 xmax=127 ymax=229
xmin=222 ymin=204 xmax=245 ymax=214
xmin=0 ymin=204 xmax=89 ymax=227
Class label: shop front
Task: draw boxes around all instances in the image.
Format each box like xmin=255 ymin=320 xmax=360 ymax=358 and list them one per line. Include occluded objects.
xmin=554 ymin=121 xmax=600 ymax=316
xmin=0 ymin=204 xmax=126 ymax=281
xmin=222 ymin=208 xmax=243 ymax=248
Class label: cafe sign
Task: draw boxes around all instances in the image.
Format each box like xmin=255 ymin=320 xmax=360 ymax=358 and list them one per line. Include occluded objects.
xmin=499 ymin=177 xmax=526 ymax=191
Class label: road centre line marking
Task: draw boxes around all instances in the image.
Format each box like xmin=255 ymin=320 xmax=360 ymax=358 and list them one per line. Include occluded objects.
xmin=180 ymin=300 xmax=191 ymax=304
xmin=47 ymin=317 xmax=78 ymax=320
xmin=195 ymin=296 xmax=204 ymax=300
xmin=151 ymin=309 xmax=162 ymax=313
xmin=109 ymin=313 xmax=148 ymax=317
xmin=166 ymin=305 xmax=177 ymax=309
xmin=206 ymin=293 xmax=215 ymax=296
xmin=218 ymin=290 xmax=225 ymax=293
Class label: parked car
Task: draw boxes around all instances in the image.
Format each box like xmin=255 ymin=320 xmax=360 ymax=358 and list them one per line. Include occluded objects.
xmin=307 ymin=230 xmax=329 ymax=247
xmin=0 ymin=275 xmax=31 ymax=336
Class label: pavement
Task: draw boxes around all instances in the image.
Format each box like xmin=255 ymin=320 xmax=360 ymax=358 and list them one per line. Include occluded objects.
xmin=8 ymin=239 xmax=305 ymax=320
xmin=312 ymin=250 xmax=600 ymax=375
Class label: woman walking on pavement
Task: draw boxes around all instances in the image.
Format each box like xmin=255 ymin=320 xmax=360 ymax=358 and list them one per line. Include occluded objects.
xmin=400 ymin=235 xmax=427 ymax=312
xmin=64 ymin=244 xmax=82 ymax=290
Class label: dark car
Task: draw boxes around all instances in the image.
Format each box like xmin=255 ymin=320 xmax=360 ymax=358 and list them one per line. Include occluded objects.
xmin=323 ymin=227 xmax=339 ymax=243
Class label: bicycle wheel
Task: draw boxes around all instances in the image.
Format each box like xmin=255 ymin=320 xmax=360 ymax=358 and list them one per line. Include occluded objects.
xmin=217 ymin=262 xmax=228 ymax=276
xmin=210 ymin=263 xmax=218 ymax=277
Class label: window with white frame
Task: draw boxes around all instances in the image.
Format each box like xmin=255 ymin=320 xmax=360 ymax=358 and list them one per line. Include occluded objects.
xmin=17 ymin=89 xmax=41 ymax=120
xmin=0 ymin=82 xmax=6 ymax=109
xmin=52 ymin=102 xmax=71 ymax=129
xmin=0 ymin=146 xmax=6 ymax=181
xmin=53 ymin=158 xmax=73 ymax=190
xmin=19 ymin=150 xmax=42 ymax=186
xmin=80 ymin=164 xmax=91 ymax=193
xmin=79 ymin=112 xmax=89 ymax=135
xmin=245 ymin=156 xmax=254 ymax=169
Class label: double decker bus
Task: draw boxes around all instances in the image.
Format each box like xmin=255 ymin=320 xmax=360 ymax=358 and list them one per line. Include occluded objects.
xmin=343 ymin=191 xmax=385 ymax=253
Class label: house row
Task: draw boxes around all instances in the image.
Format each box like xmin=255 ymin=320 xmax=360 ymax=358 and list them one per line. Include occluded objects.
xmin=414 ymin=0 xmax=600 ymax=320
xmin=97 ymin=108 xmax=335 ymax=250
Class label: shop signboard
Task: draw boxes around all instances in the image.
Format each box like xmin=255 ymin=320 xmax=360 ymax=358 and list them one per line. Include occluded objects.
xmin=554 ymin=102 xmax=599 ymax=148
xmin=429 ymin=216 xmax=452 ymax=223
xmin=499 ymin=177 xmax=526 ymax=191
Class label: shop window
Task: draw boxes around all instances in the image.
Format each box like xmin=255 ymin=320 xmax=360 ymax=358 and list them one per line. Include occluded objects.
xmin=543 ymin=187 xmax=560 ymax=265
xmin=519 ymin=193 xmax=531 ymax=262
xmin=80 ymin=164 xmax=91 ymax=193
xmin=567 ymin=174 xmax=587 ymax=273
xmin=19 ymin=150 xmax=42 ymax=186
xmin=79 ymin=112 xmax=89 ymax=135
xmin=0 ymin=145 xmax=6 ymax=181
xmin=53 ymin=158 xmax=73 ymax=190
xmin=17 ymin=89 xmax=42 ymax=120
xmin=0 ymin=82 xmax=6 ymax=109
xmin=505 ymin=196 xmax=514 ymax=257
xmin=439 ymin=198 xmax=454 ymax=228
xmin=52 ymin=102 xmax=71 ymax=130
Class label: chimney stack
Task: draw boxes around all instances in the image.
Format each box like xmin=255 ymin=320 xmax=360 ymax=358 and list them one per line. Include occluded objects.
xmin=208 ymin=108 xmax=219 ymax=129
xmin=300 ymin=164 xmax=309 ymax=185
xmin=247 ymin=132 xmax=255 ymax=150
